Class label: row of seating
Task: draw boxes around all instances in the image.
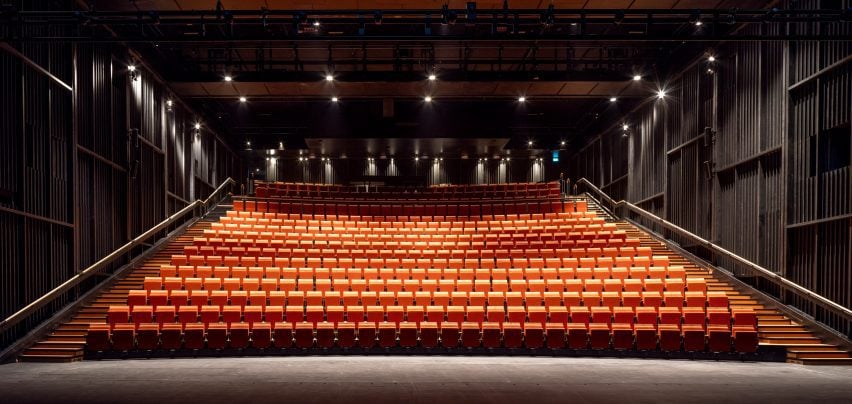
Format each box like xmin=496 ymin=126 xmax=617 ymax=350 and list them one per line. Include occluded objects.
xmin=124 ymin=291 xmax=726 ymax=315
xmin=141 ymin=278 xmax=708 ymax=298
xmin=88 ymin=321 xmax=758 ymax=353
xmin=170 ymin=255 xmax=666 ymax=269
xmin=108 ymin=305 xmax=754 ymax=328
xmin=234 ymin=200 xmax=568 ymax=216
xmin=223 ymin=208 xmax=592 ymax=222
xmin=156 ymin=266 xmax=692 ymax=283
xmin=256 ymin=181 xmax=556 ymax=193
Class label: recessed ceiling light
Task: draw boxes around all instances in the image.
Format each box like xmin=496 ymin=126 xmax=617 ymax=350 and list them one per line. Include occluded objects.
xmin=128 ymin=65 xmax=136 ymax=72
xmin=239 ymin=96 xmax=247 ymax=103
xmin=622 ymin=124 xmax=629 ymax=131
xmin=424 ymin=96 xmax=432 ymax=102
xmin=224 ymin=75 xmax=232 ymax=82
xmin=528 ymin=141 xmax=533 ymax=146
xmin=313 ymin=21 xmax=320 ymax=27
xmin=561 ymin=141 xmax=566 ymax=146
xmin=331 ymin=96 xmax=338 ymax=102
xmin=657 ymin=90 xmax=667 ymax=99
xmin=633 ymin=75 xmax=641 ymax=81
xmin=708 ymin=55 xmax=716 ymax=62
xmin=518 ymin=96 xmax=526 ymax=102
xmin=695 ymin=21 xmax=703 ymax=26
xmin=166 ymin=100 xmax=172 ymax=107
xmin=325 ymin=74 xmax=334 ymax=81
xmin=428 ymin=74 xmax=437 ymax=81
xmin=610 ymin=97 xmax=617 ymax=102
xmin=194 ymin=123 xmax=201 ymax=130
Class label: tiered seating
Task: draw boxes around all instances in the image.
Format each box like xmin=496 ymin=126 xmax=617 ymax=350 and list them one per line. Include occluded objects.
xmin=88 ymin=181 xmax=758 ymax=354
xmin=254 ymin=182 xmax=560 ymax=200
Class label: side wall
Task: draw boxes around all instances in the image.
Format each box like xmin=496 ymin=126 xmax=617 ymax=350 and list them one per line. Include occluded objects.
xmin=0 ymin=1 xmax=241 ymax=348
xmin=567 ymin=2 xmax=851 ymax=336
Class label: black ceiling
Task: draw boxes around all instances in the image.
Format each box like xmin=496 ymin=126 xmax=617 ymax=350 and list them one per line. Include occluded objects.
xmin=6 ymin=0 xmax=817 ymax=155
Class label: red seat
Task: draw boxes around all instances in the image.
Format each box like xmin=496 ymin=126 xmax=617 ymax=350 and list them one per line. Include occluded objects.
xmin=315 ymin=323 xmax=336 ymax=348
xmin=634 ymin=323 xmax=657 ymax=350
xmin=567 ymin=324 xmax=588 ymax=349
xmin=207 ymin=323 xmax=228 ymax=349
xmin=461 ymin=322 xmax=481 ymax=348
xmin=524 ymin=323 xmax=544 ymax=349
xmin=378 ymin=323 xmax=398 ymax=348
xmin=682 ymin=324 xmax=706 ymax=352
xmin=252 ymin=323 xmax=272 ymax=348
xmin=230 ymin=323 xmax=250 ymax=349
xmin=336 ymin=322 xmax=357 ymax=348
xmin=398 ymin=322 xmax=418 ymax=348
xmin=440 ymin=323 xmax=460 ymax=348
xmin=160 ymin=323 xmax=184 ymax=350
xmin=419 ymin=322 xmax=440 ymax=348
xmin=357 ymin=322 xmax=377 ymax=348
xmin=273 ymin=322 xmax=294 ymax=348
xmin=732 ymin=326 xmax=758 ymax=353
xmin=502 ymin=323 xmax=523 ymax=348
xmin=136 ymin=323 xmax=160 ymax=350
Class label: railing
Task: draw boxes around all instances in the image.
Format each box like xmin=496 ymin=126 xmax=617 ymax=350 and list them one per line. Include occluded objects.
xmin=575 ymin=177 xmax=852 ymax=337
xmin=0 ymin=177 xmax=235 ymax=334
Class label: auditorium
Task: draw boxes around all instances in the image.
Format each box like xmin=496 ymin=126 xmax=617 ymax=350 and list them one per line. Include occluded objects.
xmin=0 ymin=1 xmax=850 ymax=402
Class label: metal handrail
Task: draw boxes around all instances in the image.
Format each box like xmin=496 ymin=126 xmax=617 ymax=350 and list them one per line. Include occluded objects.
xmin=575 ymin=177 xmax=852 ymax=322
xmin=0 ymin=177 xmax=235 ymax=333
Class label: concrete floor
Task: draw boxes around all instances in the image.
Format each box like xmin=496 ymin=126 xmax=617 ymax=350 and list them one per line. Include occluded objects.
xmin=1 ymin=357 xmax=850 ymax=404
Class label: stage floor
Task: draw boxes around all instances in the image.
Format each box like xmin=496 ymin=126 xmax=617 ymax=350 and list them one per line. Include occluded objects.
xmin=2 ymin=357 xmax=850 ymax=403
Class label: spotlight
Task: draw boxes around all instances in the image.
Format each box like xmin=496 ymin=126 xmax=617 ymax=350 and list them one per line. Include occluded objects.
xmin=633 ymin=75 xmax=641 ymax=81
xmin=128 ymin=65 xmax=136 ymax=72
xmin=622 ymin=123 xmax=629 ymax=131
xmin=528 ymin=140 xmax=533 ymax=146
xmin=609 ymin=97 xmax=617 ymax=102
xmin=656 ymin=90 xmax=667 ymax=99
xmin=428 ymin=74 xmax=437 ymax=81
xmin=224 ymin=75 xmax=232 ymax=82
xmin=331 ymin=96 xmax=339 ymax=102
xmin=695 ymin=20 xmax=703 ymax=26
xmin=194 ymin=123 xmax=201 ymax=130
xmin=708 ymin=55 xmax=716 ymax=62
xmin=325 ymin=74 xmax=334 ymax=82
xmin=424 ymin=96 xmax=433 ymax=102
xmin=561 ymin=141 xmax=566 ymax=146
xmin=166 ymin=100 xmax=173 ymax=107
xmin=518 ymin=96 xmax=526 ymax=102
xmin=506 ymin=157 xmax=511 ymax=161
xmin=128 ymin=64 xmax=139 ymax=81
xmin=313 ymin=20 xmax=320 ymax=27
xmin=239 ymin=96 xmax=247 ymax=103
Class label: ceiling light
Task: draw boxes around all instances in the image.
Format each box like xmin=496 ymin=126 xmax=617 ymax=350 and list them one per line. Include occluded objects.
xmin=224 ymin=75 xmax=232 ymax=82
xmin=528 ymin=141 xmax=533 ymax=146
xmin=561 ymin=141 xmax=566 ymax=146
xmin=424 ymin=96 xmax=432 ymax=102
xmin=695 ymin=21 xmax=703 ymax=26
xmin=239 ymin=96 xmax=247 ymax=103
xmin=633 ymin=75 xmax=641 ymax=81
xmin=708 ymin=55 xmax=716 ymax=62
xmin=194 ymin=123 xmax=201 ymax=130
xmin=622 ymin=124 xmax=629 ymax=131
xmin=325 ymin=74 xmax=334 ymax=81
xmin=518 ymin=96 xmax=526 ymax=102
xmin=166 ymin=100 xmax=173 ymax=107
xmin=331 ymin=96 xmax=338 ymax=102
xmin=313 ymin=20 xmax=320 ymax=27
xmin=657 ymin=90 xmax=667 ymax=99
xmin=128 ymin=65 xmax=136 ymax=72
xmin=428 ymin=74 xmax=437 ymax=81
xmin=609 ymin=97 xmax=617 ymax=102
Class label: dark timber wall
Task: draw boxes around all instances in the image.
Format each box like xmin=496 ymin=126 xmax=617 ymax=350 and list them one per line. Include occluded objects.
xmin=0 ymin=1 xmax=241 ymax=349
xmin=567 ymin=0 xmax=851 ymax=337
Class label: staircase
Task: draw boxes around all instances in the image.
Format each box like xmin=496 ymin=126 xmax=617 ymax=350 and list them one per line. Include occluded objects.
xmin=17 ymin=198 xmax=852 ymax=364
xmin=581 ymin=194 xmax=852 ymax=366
xmin=17 ymin=208 xmax=226 ymax=362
